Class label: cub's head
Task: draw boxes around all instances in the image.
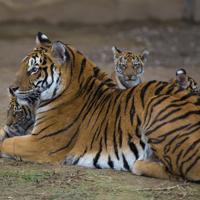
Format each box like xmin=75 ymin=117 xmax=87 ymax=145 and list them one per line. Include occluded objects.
xmin=112 ymin=46 xmax=149 ymax=88
xmin=4 ymin=88 xmax=35 ymax=138
xmin=175 ymin=68 xmax=199 ymax=94
xmin=9 ymin=32 xmax=71 ymax=104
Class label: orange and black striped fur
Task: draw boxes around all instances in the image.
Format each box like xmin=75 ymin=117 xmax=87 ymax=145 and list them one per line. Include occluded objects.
xmin=1 ymin=33 xmax=200 ymax=182
xmin=111 ymin=46 xmax=149 ymax=89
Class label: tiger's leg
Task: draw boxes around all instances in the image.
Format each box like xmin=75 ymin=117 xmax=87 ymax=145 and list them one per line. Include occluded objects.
xmin=132 ymin=160 xmax=170 ymax=180
xmin=0 ymin=135 xmax=53 ymax=163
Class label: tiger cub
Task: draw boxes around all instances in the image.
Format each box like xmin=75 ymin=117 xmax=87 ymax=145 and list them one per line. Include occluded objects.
xmin=174 ymin=68 xmax=199 ymax=94
xmin=111 ymin=46 xmax=149 ymax=89
xmin=1 ymin=88 xmax=36 ymax=140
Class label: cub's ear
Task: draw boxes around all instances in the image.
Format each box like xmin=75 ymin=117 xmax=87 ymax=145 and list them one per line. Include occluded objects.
xmin=51 ymin=41 xmax=67 ymax=65
xmin=140 ymin=50 xmax=149 ymax=63
xmin=8 ymin=87 xmax=15 ymax=98
xmin=176 ymin=68 xmax=187 ymax=86
xmin=176 ymin=68 xmax=186 ymax=76
xmin=36 ymin=32 xmax=51 ymax=46
xmin=112 ymin=46 xmax=122 ymax=59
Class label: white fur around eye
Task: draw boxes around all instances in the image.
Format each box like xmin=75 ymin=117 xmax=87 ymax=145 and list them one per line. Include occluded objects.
xmin=28 ymin=58 xmax=35 ymax=68
xmin=28 ymin=56 xmax=41 ymax=72
xmin=35 ymin=56 xmax=40 ymax=65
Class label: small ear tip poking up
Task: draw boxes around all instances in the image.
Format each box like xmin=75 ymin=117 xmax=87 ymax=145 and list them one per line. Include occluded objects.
xmin=112 ymin=46 xmax=121 ymax=55
xmin=141 ymin=50 xmax=149 ymax=62
xmin=176 ymin=68 xmax=187 ymax=76
xmin=142 ymin=50 xmax=150 ymax=56
xmin=8 ymin=87 xmax=15 ymax=97
xmin=36 ymin=32 xmax=51 ymax=46
xmin=112 ymin=46 xmax=116 ymax=52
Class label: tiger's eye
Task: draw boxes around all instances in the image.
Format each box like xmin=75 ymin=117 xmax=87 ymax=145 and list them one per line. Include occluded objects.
xmin=31 ymin=67 xmax=39 ymax=74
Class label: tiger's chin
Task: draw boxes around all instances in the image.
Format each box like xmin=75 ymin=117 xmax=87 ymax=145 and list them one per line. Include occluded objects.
xmin=124 ymin=78 xmax=141 ymax=88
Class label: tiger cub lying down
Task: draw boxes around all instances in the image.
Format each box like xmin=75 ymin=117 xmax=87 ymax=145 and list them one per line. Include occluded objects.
xmin=0 ymin=33 xmax=200 ymax=182
xmin=173 ymin=68 xmax=200 ymax=95
xmin=111 ymin=46 xmax=149 ymax=89
xmin=0 ymin=88 xmax=36 ymax=140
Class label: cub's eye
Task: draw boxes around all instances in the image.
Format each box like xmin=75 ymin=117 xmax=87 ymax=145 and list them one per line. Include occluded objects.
xmin=134 ymin=63 xmax=141 ymax=67
xmin=120 ymin=64 xmax=126 ymax=69
xmin=136 ymin=67 xmax=143 ymax=74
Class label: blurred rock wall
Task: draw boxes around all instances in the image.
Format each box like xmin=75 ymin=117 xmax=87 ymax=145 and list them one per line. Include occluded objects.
xmin=0 ymin=0 xmax=199 ymax=24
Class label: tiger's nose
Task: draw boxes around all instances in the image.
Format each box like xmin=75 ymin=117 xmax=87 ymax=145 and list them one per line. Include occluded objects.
xmin=127 ymin=75 xmax=133 ymax=80
xmin=9 ymin=86 xmax=19 ymax=94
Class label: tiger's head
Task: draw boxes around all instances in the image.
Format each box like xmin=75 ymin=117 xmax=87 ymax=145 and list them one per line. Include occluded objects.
xmin=112 ymin=46 xmax=149 ymax=88
xmin=3 ymin=88 xmax=35 ymax=138
xmin=9 ymin=32 xmax=71 ymax=104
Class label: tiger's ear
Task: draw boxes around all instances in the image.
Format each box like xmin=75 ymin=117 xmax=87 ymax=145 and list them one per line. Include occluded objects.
xmin=51 ymin=41 xmax=67 ymax=65
xmin=36 ymin=32 xmax=51 ymax=46
xmin=140 ymin=50 xmax=149 ymax=63
xmin=112 ymin=46 xmax=122 ymax=59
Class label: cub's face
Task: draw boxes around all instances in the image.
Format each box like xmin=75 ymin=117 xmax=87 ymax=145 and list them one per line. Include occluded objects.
xmin=9 ymin=32 xmax=69 ymax=104
xmin=4 ymin=90 xmax=35 ymax=137
xmin=112 ymin=46 xmax=149 ymax=88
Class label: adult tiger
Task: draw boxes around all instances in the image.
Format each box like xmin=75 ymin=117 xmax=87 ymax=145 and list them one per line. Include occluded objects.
xmin=0 ymin=33 xmax=200 ymax=182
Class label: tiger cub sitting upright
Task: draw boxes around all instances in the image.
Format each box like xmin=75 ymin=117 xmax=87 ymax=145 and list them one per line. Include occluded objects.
xmin=173 ymin=68 xmax=200 ymax=94
xmin=111 ymin=46 xmax=149 ymax=89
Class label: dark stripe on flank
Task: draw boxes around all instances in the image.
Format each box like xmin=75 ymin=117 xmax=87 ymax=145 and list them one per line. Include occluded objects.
xmin=125 ymin=87 xmax=135 ymax=113
xmin=140 ymin=81 xmax=157 ymax=108
xmin=183 ymin=138 xmax=200 ymax=158
xmin=148 ymin=124 xmax=190 ymax=143
xmin=146 ymin=110 xmax=200 ymax=136
xmin=154 ymin=82 xmax=168 ymax=95
xmin=49 ymin=127 xmax=80 ymax=155
xmin=78 ymin=58 xmax=86 ymax=82
xmin=128 ymin=134 xmax=139 ymax=159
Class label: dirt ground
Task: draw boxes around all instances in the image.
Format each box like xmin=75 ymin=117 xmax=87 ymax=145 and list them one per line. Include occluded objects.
xmin=0 ymin=21 xmax=200 ymax=200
